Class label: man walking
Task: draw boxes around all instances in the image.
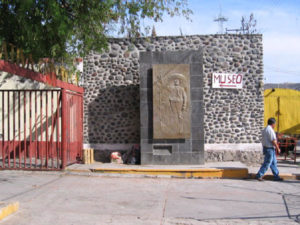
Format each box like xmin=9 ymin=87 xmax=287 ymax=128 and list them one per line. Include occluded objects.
xmin=256 ymin=118 xmax=283 ymax=181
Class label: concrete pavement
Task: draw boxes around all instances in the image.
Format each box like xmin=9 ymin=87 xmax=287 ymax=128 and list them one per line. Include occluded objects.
xmin=0 ymin=170 xmax=300 ymax=225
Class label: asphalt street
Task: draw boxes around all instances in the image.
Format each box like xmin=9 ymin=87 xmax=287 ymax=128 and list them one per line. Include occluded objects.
xmin=0 ymin=171 xmax=300 ymax=225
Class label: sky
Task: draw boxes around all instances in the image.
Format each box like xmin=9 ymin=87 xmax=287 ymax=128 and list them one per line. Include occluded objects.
xmin=144 ymin=0 xmax=300 ymax=84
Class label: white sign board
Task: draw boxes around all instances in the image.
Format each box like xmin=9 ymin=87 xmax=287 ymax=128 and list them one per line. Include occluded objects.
xmin=212 ymin=73 xmax=243 ymax=89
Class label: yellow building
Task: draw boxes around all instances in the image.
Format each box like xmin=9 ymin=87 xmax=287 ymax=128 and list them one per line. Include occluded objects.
xmin=264 ymin=88 xmax=300 ymax=134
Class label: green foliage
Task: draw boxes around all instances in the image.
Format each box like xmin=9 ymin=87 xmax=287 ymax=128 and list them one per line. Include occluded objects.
xmin=0 ymin=0 xmax=192 ymax=61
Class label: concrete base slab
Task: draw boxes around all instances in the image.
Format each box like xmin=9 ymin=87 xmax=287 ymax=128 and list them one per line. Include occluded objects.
xmin=66 ymin=161 xmax=300 ymax=180
xmin=67 ymin=161 xmax=249 ymax=179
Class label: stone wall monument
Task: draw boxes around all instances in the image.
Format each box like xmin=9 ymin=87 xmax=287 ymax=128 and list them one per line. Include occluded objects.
xmin=83 ymin=34 xmax=264 ymax=164
xmin=140 ymin=51 xmax=204 ymax=164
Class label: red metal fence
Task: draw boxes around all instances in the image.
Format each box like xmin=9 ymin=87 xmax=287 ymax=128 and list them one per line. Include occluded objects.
xmin=0 ymin=89 xmax=83 ymax=170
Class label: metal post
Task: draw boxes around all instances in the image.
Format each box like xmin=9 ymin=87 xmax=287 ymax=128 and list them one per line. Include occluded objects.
xmin=40 ymin=91 xmax=43 ymax=168
xmin=2 ymin=92 xmax=5 ymax=168
xmin=56 ymin=91 xmax=60 ymax=169
xmin=13 ymin=92 xmax=16 ymax=168
xmin=18 ymin=92 xmax=21 ymax=168
xmin=29 ymin=91 xmax=32 ymax=167
xmin=61 ymin=89 xmax=67 ymax=169
xmin=7 ymin=91 xmax=10 ymax=167
xmin=23 ymin=91 xmax=26 ymax=168
xmin=35 ymin=91 xmax=38 ymax=168
xmin=80 ymin=94 xmax=83 ymax=160
xmin=46 ymin=91 xmax=48 ymax=168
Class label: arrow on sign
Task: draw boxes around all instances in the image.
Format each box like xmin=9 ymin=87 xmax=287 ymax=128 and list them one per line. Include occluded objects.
xmin=220 ymin=85 xmax=237 ymax=87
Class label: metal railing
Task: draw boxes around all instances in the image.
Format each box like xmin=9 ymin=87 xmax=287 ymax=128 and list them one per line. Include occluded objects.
xmin=277 ymin=136 xmax=298 ymax=163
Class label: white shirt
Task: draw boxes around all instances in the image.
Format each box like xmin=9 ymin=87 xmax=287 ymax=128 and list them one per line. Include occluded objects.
xmin=262 ymin=125 xmax=277 ymax=148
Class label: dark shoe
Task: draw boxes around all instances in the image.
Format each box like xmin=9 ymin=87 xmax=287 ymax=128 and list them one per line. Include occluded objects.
xmin=256 ymin=177 xmax=264 ymax=181
xmin=273 ymin=177 xmax=283 ymax=181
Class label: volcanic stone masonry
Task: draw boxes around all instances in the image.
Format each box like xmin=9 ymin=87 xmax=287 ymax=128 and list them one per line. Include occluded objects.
xmin=83 ymin=34 xmax=264 ymax=164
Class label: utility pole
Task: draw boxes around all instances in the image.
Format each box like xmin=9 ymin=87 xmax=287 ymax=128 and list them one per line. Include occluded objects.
xmin=214 ymin=7 xmax=228 ymax=34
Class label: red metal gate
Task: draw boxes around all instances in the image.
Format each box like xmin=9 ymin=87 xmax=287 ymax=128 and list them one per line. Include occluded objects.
xmin=0 ymin=89 xmax=83 ymax=170
xmin=61 ymin=89 xmax=83 ymax=169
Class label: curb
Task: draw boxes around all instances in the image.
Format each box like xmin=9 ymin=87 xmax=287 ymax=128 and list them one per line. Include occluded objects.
xmin=66 ymin=167 xmax=300 ymax=180
xmin=0 ymin=202 xmax=19 ymax=221
xmin=90 ymin=168 xmax=249 ymax=179
xmin=66 ymin=169 xmax=91 ymax=173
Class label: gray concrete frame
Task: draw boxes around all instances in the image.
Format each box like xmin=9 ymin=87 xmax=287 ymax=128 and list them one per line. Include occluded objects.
xmin=140 ymin=50 xmax=204 ymax=164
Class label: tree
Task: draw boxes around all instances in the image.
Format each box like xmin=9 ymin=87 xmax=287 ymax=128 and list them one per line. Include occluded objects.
xmin=225 ymin=13 xmax=257 ymax=34
xmin=241 ymin=13 xmax=257 ymax=34
xmin=0 ymin=0 xmax=192 ymax=61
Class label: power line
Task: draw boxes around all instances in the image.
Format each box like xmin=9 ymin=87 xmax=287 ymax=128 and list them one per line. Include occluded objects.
xmin=214 ymin=6 xmax=228 ymax=34
xmin=265 ymin=66 xmax=300 ymax=76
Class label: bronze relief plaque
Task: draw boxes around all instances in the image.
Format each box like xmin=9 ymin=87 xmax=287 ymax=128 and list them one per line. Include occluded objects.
xmin=153 ymin=64 xmax=191 ymax=139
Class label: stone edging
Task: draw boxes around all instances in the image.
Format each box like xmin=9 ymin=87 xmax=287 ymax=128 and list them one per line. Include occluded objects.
xmin=0 ymin=202 xmax=19 ymax=221
xmin=84 ymin=143 xmax=262 ymax=152
xmin=84 ymin=143 xmax=263 ymax=164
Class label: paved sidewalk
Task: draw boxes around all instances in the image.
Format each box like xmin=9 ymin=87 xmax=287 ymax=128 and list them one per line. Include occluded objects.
xmin=0 ymin=171 xmax=299 ymax=225
xmin=249 ymin=161 xmax=300 ymax=175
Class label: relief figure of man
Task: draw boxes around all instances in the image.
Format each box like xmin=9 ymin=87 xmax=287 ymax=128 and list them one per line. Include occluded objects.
xmin=168 ymin=74 xmax=187 ymax=134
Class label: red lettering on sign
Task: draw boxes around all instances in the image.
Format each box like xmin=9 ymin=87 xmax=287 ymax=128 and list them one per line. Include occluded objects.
xmin=220 ymin=75 xmax=226 ymax=83
xmin=232 ymin=75 xmax=236 ymax=84
xmin=236 ymin=74 xmax=242 ymax=84
xmin=213 ymin=74 xmax=221 ymax=83
xmin=228 ymin=74 xmax=232 ymax=84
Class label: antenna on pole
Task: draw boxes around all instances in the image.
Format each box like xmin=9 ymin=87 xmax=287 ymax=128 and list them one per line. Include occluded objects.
xmin=214 ymin=6 xmax=228 ymax=34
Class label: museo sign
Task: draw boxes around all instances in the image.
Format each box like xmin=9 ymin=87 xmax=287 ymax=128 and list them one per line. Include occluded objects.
xmin=212 ymin=73 xmax=243 ymax=89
